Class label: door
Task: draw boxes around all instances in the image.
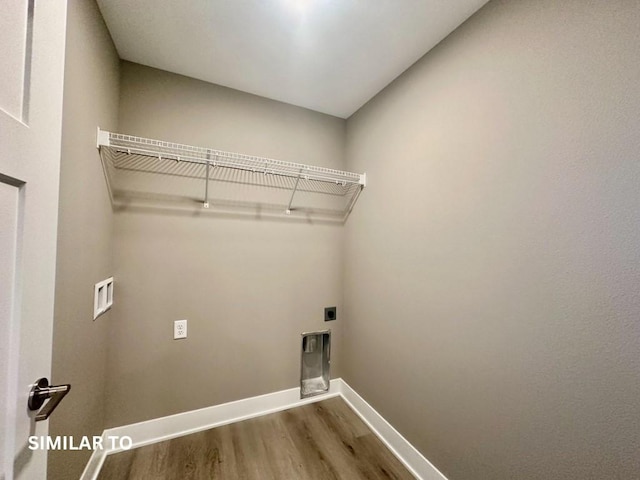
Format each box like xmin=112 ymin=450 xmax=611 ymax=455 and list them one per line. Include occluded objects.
xmin=0 ymin=1 xmax=67 ymax=479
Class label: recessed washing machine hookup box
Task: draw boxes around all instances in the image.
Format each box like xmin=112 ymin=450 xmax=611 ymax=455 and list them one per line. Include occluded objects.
xmin=300 ymin=330 xmax=331 ymax=399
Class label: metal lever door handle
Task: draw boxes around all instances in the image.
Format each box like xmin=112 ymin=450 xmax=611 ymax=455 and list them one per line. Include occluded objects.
xmin=28 ymin=378 xmax=71 ymax=422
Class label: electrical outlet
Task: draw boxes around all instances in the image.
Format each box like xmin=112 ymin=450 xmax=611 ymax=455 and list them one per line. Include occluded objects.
xmin=174 ymin=320 xmax=187 ymax=339
xmin=324 ymin=306 xmax=337 ymax=322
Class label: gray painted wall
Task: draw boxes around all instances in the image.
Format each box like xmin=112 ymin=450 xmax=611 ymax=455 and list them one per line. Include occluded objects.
xmin=105 ymin=63 xmax=346 ymax=427
xmin=344 ymin=1 xmax=640 ymax=479
xmin=49 ymin=1 xmax=120 ymax=479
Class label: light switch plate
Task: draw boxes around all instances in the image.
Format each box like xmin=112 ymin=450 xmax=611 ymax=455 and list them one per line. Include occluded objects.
xmin=174 ymin=320 xmax=187 ymax=339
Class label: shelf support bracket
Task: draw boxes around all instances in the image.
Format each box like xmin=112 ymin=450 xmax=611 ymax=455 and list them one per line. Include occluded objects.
xmin=203 ymin=150 xmax=213 ymax=208
xmin=203 ymin=162 xmax=210 ymax=208
xmin=286 ymin=169 xmax=304 ymax=215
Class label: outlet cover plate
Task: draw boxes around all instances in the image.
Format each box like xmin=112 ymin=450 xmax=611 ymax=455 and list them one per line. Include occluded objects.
xmin=174 ymin=319 xmax=187 ymax=339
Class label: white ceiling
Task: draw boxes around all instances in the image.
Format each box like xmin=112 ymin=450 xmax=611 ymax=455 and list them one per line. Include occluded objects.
xmin=97 ymin=0 xmax=489 ymax=118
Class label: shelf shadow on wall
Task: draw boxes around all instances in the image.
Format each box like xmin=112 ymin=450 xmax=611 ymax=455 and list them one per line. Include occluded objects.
xmin=111 ymin=190 xmax=349 ymax=226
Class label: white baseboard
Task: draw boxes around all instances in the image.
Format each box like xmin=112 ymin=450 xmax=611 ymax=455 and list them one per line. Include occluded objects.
xmin=339 ymin=380 xmax=447 ymax=480
xmin=79 ymin=432 xmax=108 ymax=480
xmin=80 ymin=378 xmax=446 ymax=480
xmin=80 ymin=381 xmax=341 ymax=480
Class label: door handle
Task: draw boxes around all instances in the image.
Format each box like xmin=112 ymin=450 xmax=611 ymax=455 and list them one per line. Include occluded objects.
xmin=28 ymin=378 xmax=71 ymax=422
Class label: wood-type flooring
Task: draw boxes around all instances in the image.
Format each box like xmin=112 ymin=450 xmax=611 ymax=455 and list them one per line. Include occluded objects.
xmin=97 ymin=396 xmax=416 ymax=479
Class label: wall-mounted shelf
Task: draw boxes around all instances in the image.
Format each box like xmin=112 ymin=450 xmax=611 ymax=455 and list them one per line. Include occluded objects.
xmin=97 ymin=129 xmax=366 ymax=221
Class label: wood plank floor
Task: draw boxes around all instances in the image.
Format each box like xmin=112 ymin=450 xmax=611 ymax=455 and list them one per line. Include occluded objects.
xmin=97 ymin=396 xmax=415 ymax=479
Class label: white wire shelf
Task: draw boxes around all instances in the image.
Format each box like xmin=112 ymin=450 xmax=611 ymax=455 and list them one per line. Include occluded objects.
xmin=96 ymin=129 xmax=366 ymax=221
